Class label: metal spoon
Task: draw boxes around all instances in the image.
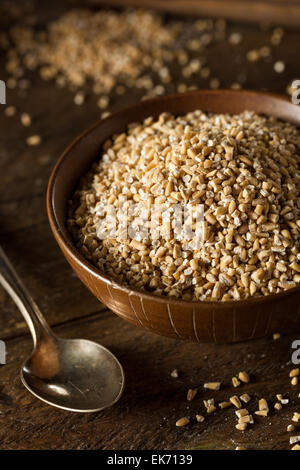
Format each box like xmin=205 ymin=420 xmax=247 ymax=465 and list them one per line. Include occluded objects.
xmin=0 ymin=246 xmax=125 ymax=412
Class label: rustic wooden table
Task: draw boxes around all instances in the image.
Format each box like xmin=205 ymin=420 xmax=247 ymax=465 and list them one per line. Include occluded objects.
xmin=0 ymin=0 xmax=300 ymax=450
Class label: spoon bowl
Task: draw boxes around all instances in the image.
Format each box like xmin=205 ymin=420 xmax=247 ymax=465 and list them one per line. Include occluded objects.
xmin=21 ymin=337 xmax=125 ymax=412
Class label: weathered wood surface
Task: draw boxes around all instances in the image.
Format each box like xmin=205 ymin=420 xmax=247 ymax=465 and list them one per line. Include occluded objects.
xmin=0 ymin=0 xmax=300 ymax=450
xmin=1 ymin=312 xmax=300 ymax=450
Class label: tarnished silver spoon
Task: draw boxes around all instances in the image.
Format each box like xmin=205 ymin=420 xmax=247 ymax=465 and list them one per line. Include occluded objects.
xmin=0 ymin=246 xmax=125 ymax=412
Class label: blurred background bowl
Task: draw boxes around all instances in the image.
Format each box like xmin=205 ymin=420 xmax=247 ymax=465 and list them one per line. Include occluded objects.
xmin=47 ymin=90 xmax=300 ymax=343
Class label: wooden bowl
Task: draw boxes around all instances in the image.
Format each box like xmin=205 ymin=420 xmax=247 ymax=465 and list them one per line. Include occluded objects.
xmin=47 ymin=90 xmax=300 ymax=343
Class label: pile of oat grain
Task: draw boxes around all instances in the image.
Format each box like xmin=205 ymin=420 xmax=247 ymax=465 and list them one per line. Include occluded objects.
xmin=68 ymin=109 xmax=300 ymax=301
xmin=7 ymin=9 xmax=179 ymax=94
xmin=4 ymin=8 xmax=296 ymax=104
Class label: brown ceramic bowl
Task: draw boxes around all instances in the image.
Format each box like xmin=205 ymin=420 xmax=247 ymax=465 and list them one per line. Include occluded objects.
xmin=47 ymin=90 xmax=300 ymax=343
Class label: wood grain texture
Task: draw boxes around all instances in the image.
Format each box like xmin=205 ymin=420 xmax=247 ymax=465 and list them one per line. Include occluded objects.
xmin=93 ymin=0 xmax=300 ymax=27
xmin=1 ymin=310 xmax=300 ymax=450
xmin=0 ymin=0 xmax=300 ymax=450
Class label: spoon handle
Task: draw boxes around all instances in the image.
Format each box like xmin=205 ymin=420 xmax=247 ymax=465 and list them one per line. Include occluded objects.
xmin=0 ymin=245 xmax=53 ymax=346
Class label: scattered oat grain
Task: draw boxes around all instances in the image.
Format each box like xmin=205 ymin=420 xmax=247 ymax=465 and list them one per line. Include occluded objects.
xmin=196 ymin=414 xmax=205 ymax=423
xmin=4 ymin=105 xmax=16 ymax=116
xmin=74 ymin=92 xmax=85 ymax=106
xmin=187 ymin=388 xmax=197 ymax=401
xmin=290 ymin=368 xmax=299 ymax=378
xmin=232 ymin=377 xmax=241 ymax=388
xmin=238 ymin=371 xmax=250 ymax=383
xmin=204 ymin=382 xmax=221 ymax=391
xmin=176 ymin=417 xmax=190 ymax=427
xmin=240 ymin=394 xmax=251 ymax=404
xmin=291 ymin=444 xmax=300 ymax=450
xmin=274 ymin=61 xmax=285 ymax=73
xmin=20 ymin=112 xmax=31 ymax=126
xmin=26 ymin=135 xmax=41 ymax=146
xmin=230 ymin=396 xmax=242 ymax=409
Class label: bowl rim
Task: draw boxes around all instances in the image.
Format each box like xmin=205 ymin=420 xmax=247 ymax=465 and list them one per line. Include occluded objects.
xmin=47 ymin=89 xmax=300 ymax=309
